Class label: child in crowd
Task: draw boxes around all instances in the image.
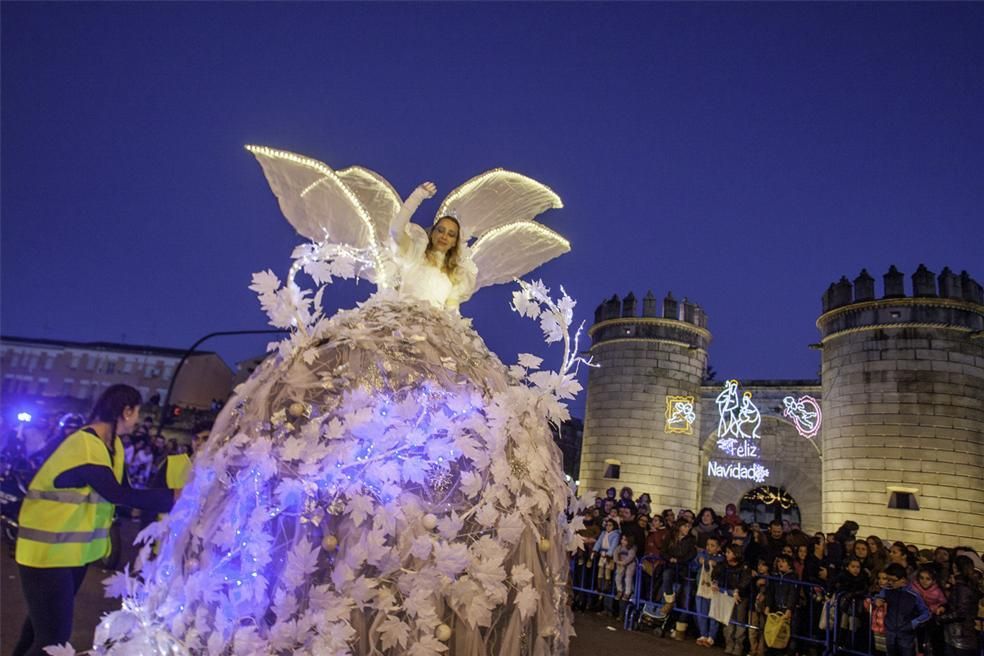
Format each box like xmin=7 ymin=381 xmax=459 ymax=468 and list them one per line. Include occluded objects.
xmin=865 ymin=569 xmax=892 ymax=655
xmin=695 ymin=535 xmax=725 ymax=646
xmin=594 ymin=518 xmax=621 ymax=595
xmin=614 ymin=533 xmax=638 ymax=602
xmin=748 ymin=558 xmax=771 ymax=656
xmin=876 ymin=563 xmax=931 ymax=656
xmin=713 ymin=543 xmax=753 ymax=656
xmin=834 ymin=557 xmax=871 ymax=643
xmin=765 ymin=554 xmax=800 ymax=655
xmin=909 ymin=566 xmax=947 ymax=656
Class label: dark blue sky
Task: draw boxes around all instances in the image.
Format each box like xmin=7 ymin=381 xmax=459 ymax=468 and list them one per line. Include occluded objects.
xmin=3 ymin=3 xmax=982 ymax=417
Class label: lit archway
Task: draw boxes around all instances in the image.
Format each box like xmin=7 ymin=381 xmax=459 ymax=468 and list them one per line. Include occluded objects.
xmin=739 ymin=486 xmax=800 ymax=527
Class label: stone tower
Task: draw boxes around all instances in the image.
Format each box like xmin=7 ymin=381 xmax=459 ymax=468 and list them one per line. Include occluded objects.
xmin=818 ymin=265 xmax=984 ymax=549
xmin=579 ymin=291 xmax=711 ymax=509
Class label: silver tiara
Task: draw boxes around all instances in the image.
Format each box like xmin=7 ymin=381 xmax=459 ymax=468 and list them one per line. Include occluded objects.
xmin=435 ymin=208 xmax=459 ymax=223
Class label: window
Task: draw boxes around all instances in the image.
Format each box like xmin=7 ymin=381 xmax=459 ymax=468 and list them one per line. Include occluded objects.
xmin=11 ymin=351 xmax=21 ymax=367
xmin=70 ymin=354 xmax=80 ymax=369
xmin=62 ymin=379 xmax=75 ymax=396
xmin=85 ymin=355 xmax=96 ymax=371
xmin=603 ymin=459 xmax=621 ymax=479
xmin=123 ymin=359 xmax=134 ymax=373
xmin=44 ymin=353 xmax=54 ymax=370
xmin=27 ymin=355 xmax=38 ymax=371
xmin=888 ymin=491 xmax=919 ymax=511
xmin=106 ymin=361 xmax=116 ymax=374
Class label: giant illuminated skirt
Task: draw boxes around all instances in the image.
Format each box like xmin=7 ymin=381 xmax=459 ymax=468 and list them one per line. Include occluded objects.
xmin=95 ymin=296 xmax=576 ymax=656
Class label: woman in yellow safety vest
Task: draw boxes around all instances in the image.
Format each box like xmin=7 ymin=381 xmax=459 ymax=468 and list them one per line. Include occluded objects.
xmin=11 ymin=384 xmax=175 ymax=656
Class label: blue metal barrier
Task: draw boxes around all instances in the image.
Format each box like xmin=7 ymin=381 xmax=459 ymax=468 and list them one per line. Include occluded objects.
xmin=572 ymin=554 xmax=984 ymax=656
xmin=827 ymin=592 xmax=984 ymax=656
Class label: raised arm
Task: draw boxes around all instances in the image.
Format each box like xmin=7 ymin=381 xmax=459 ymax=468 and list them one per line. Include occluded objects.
xmin=390 ymin=181 xmax=436 ymax=252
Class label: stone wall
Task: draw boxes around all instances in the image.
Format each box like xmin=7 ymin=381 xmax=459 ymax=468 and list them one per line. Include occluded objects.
xmin=819 ymin=265 xmax=984 ymax=550
xmin=579 ymin=292 xmax=709 ymax=509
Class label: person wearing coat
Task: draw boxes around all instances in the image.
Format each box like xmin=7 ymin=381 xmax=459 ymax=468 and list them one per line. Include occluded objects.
xmin=937 ymin=556 xmax=982 ymax=656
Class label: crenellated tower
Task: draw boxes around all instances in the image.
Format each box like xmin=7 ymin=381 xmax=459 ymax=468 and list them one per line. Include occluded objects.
xmin=818 ymin=265 xmax=984 ymax=547
xmin=579 ymin=291 xmax=711 ymax=508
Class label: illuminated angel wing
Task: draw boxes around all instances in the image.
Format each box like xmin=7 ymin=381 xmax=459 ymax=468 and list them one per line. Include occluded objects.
xmin=470 ymin=221 xmax=571 ymax=289
xmin=246 ymin=145 xmax=385 ymax=253
xmin=335 ymin=166 xmax=402 ymax=243
xmin=436 ymin=169 xmax=563 ymax=238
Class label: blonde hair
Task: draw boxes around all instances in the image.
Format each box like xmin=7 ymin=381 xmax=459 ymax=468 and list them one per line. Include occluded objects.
xmin=425 ymin=216 xmax=462 ymax=279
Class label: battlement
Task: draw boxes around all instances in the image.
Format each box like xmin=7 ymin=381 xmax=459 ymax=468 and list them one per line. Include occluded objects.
xmin=817 ymin=265 xmax=984 ymax=339
xmin=589 ymin=290 xmax=711 ymax=350
xmin=821 ymin=265 xmax=984 ymax=312
xmin=593 ymin=290 xmax=708 ymax=327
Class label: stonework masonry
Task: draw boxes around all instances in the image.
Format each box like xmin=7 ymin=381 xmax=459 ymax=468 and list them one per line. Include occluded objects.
xmin=579 ymin=292 xmax=709 ymax=509
xmin=819 ymin=265 xmax=984 ymax=550
xmin=580 ymin=265 xmax=984 ymax=551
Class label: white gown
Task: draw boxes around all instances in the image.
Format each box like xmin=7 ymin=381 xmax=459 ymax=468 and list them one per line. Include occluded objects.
xmin=92 ymin=148 xmax=581 ymax=656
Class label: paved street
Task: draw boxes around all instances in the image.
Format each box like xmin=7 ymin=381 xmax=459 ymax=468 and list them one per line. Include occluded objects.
xmin=1 ymin=522 xmax=704 ymax=655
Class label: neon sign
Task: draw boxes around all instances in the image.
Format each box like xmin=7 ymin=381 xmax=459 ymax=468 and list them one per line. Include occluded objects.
xmin=707 ymin=460 xmax=770 ymax=483
xmin=782 ymin=395 xmax=821 ymax=439
xmin=665 ymin=395 xmax=696 ymax=435
xmin=709 ymin=379 xmax=769 ymax=483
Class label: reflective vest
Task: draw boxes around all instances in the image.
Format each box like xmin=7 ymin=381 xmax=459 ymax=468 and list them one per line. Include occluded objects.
xmin=163 ymin=454 xmax=192 ymax=490
xmin=16 ymin=429 xmax=124 ymax=567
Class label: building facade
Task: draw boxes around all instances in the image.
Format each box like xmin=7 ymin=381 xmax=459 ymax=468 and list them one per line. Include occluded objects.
xmin=579 ymin=265 xmax=984 ymax=550
xmin=0 ymin=336 xmax=234 ymax=410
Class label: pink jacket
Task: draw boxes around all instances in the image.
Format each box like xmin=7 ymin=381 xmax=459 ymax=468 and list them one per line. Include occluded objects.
xmin=908 ymin=581 xmax=947 ymax=614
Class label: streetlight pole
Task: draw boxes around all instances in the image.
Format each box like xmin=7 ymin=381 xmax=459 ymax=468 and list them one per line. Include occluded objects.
xmin=157 ymin=329 xmax=287 ymax=434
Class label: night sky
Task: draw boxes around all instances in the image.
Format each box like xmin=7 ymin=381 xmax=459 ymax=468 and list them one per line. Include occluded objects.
xmin=3 ymin=3 xmax=982 ymax=418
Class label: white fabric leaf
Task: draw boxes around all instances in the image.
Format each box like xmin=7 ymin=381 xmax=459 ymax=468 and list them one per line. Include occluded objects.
xmin=516 ymin=585 xmax=539 ymax=620
xmin=511 ymin=563 xmax=534 ymax=588
xmin=475 ymin=503 xmax=499 ymax=528
xmin=496 ymin=512 xmax=524 ymax=545
xmin=459 ymin=470 xmax=483 ymax=499
xmin=407 ymin=634 xmax=450 ymax=656
xmin=377 ymin=616 xmax=411 ymax=651
xmin=346 ymin=494 xmax=375 ymax=527
xmin=436 ymin=512 xmax=463 ymax=540
xmin=410 ymin=535 xmax=434 ymax=560
xmin=433 ymin=542 xmax=471 ymax=578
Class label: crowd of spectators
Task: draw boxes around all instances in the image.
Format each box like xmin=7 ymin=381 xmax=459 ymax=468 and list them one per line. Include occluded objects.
xmin=573 ymin=486 xmax=983 ymax=656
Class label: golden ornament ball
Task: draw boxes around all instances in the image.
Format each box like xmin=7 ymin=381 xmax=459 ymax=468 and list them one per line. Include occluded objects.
xmin=538 ymin=537 xmax=551 ymax=552
xmin=435 ymin=624 xmax=452 ymax=642
xmin=288 ymin=402 xmax=306 ymax=418
xmin=422 ymin=513 xmax=438 ymax=530
xmin=321 ymin=534 xmax=338 ymax=551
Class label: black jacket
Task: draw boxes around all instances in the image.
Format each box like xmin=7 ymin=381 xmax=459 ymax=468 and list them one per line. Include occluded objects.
xmin=713 ymin=562 xmax=753 ymax=602
xmin=939 ymin=580 xmax=981 ymax=651
xmin=663 ymin=534 xmax=697 ymax=565
xmin=766 ymin=571 xmax=800 ymax=612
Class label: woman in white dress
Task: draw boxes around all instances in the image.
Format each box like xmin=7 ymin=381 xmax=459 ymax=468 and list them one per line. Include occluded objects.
xmin=92 ymin=148 xmax=584 ymax=656
xmin=390 ymin=181 xmax=476 ymax=312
